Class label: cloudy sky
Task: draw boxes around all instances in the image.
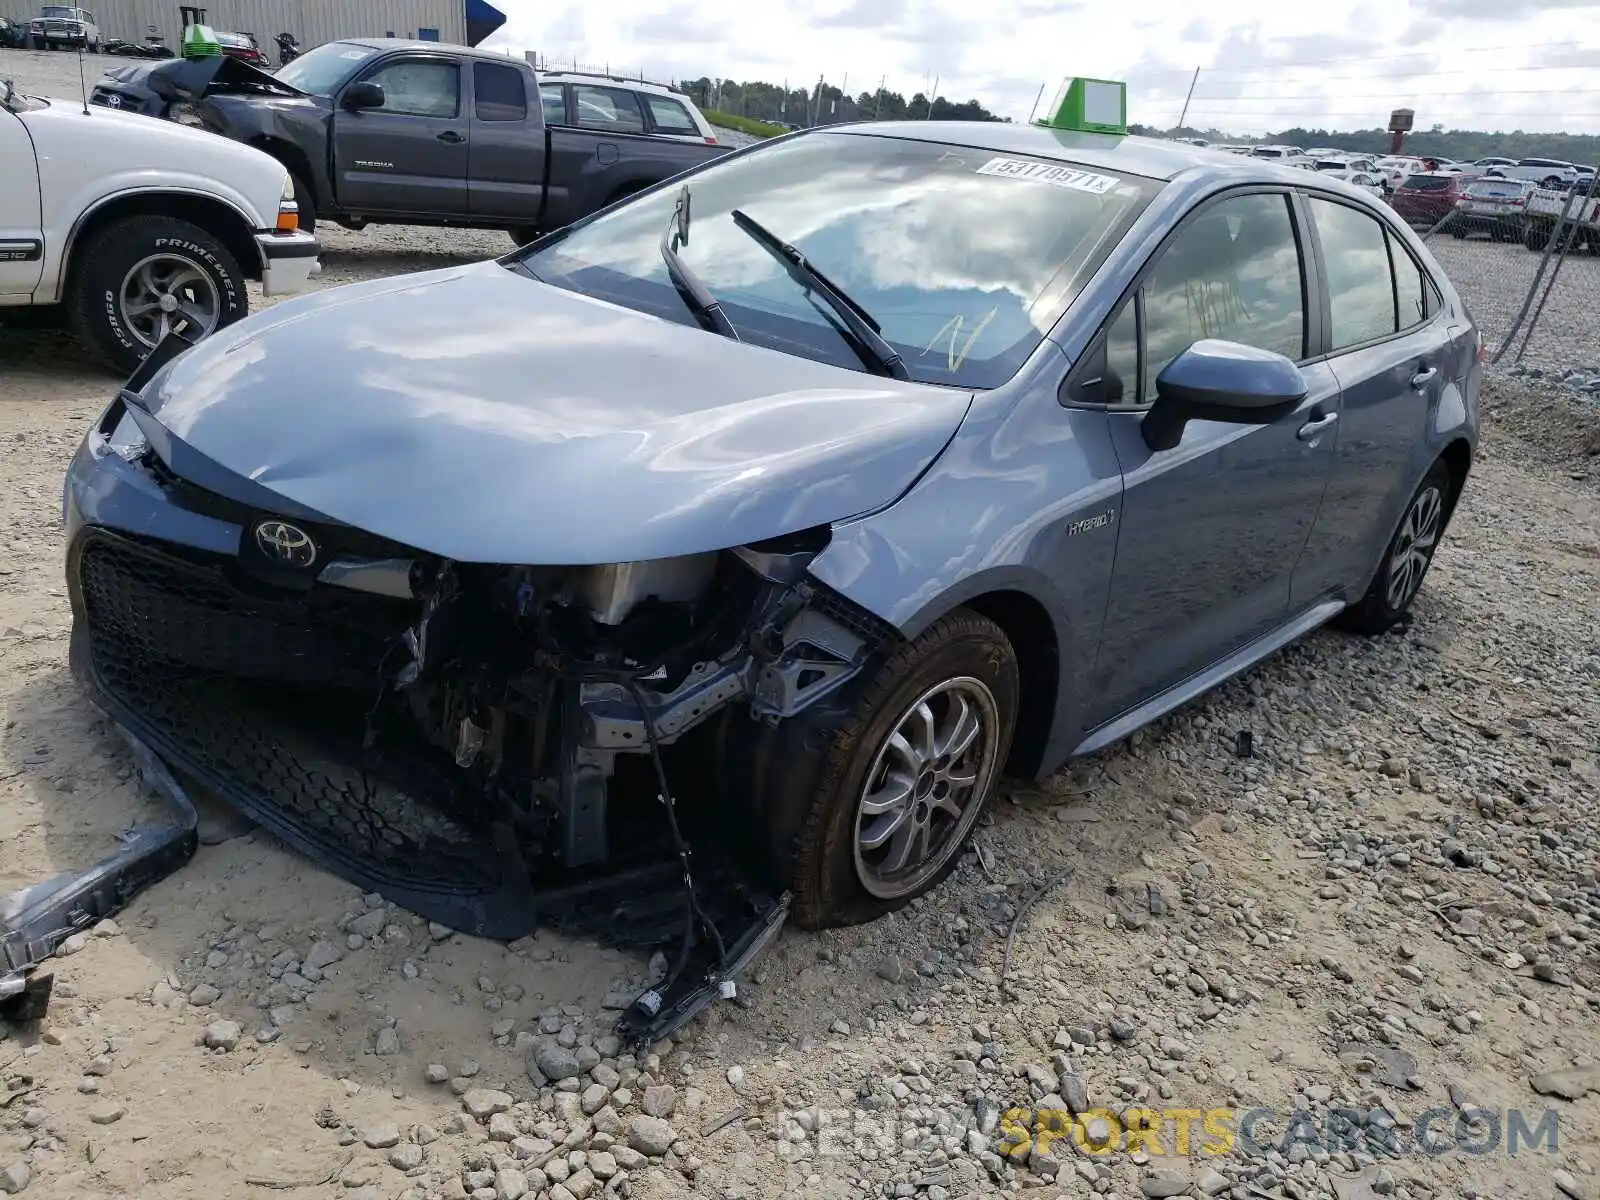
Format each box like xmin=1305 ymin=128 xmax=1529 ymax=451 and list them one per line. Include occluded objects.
xmin=483 ymin=0 xmax=1600 ymax=135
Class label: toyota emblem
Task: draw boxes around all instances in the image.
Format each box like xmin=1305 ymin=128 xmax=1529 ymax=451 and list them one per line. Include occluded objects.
xmin=254 ymin=520 xmax=317 ymax=569
xmin=104 ymin=94 xmax=121 ymax=107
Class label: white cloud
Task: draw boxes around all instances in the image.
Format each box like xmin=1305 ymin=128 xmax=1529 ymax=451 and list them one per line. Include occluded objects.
xmin=479 ymin=0 xmax=1600 ymax=135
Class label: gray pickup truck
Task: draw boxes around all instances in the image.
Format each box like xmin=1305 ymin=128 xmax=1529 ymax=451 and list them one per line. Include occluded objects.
xmin=89 ymin=38 xmax=730 ymax=243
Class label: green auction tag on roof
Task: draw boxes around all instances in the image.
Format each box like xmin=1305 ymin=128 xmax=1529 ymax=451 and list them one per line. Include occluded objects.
xmin=1035 ymin=77 xmax=1127 ymax=136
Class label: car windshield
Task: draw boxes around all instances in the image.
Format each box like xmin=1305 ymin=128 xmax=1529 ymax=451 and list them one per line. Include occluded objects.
xmin=1402 ymin=174 xmax=1453 ymax=191
xmin=274 ymin=40 xmax=376 ymax=94
xmin=40 ymin=6 xmax=72 ymax=15
xmin=514 ymin=132 xmax=1160 ymax=389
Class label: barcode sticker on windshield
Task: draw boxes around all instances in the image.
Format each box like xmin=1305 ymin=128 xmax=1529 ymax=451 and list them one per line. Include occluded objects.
xmin=976 ymin=157 xmax=1117 ymax=194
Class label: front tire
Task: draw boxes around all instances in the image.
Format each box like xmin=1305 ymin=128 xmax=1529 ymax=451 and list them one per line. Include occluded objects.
xmin=67 ymin=215 xmax=247 ymax=375
xmin=728 ymin=609 xmax=1019 ymax=929
xmin=1337 ymin=461 xmax=1454 ymax=635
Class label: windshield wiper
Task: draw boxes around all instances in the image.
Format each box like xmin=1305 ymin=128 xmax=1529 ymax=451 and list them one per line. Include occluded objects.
xmin=660 ymin=186 xmax=739 ymax=341
xmin=729 ymin=209 xmax=909 ymax=380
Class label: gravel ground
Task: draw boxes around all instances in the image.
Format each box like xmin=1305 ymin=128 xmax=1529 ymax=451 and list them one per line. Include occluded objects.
xmin=5 ymin=45 xmax=1600 ymax=1200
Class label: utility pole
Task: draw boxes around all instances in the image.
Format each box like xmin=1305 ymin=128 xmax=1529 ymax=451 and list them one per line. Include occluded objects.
xmin=873 ymin=74 xmax=886 ymax=119
xmin=811 ymin=73 xmax=824 ymax=127
xmin=1176 ymin=67 xmax=1201 ymax=131
xmin=926 ymin=75 xmax=939 ymax=117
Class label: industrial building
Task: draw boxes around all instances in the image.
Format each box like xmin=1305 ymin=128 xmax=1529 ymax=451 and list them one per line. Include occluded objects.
xmin=79 ymin=0 xmax=505 ymax=52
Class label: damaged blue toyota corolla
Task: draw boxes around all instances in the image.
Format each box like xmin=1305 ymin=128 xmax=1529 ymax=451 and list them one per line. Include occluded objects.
xmin=57 ymin=119 xmax=1480 ymax=1041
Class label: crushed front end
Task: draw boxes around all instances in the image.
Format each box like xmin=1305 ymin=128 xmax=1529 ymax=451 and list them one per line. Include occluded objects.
xmin=62 ymin=387 xmax=897 ymax=1043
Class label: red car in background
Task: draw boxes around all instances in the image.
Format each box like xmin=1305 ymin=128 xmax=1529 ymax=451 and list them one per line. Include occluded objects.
xmin=216 ymin=30 xmax=268 ymax=66
xmin=1390 ymin=170 xmax=1479 ymax=227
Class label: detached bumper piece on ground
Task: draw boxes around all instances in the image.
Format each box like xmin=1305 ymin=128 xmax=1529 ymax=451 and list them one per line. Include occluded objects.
xmin=61 ymin=392 xmax=893 ymax=1046
xmin=0 ymin=729 xmax=198 ymax=1023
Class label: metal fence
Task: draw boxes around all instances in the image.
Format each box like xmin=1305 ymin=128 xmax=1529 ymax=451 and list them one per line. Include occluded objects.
xmin=1409 ymin=174 xmax=1600 ymax=384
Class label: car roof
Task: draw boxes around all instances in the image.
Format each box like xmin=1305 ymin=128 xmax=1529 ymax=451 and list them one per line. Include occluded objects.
xmin=540 ymin=71 xmax=680 ymax=95
xmin=336 ymin=36 xmax=516 ymax=63
xmin=825 ymin=122 xmax=1323 ymax=184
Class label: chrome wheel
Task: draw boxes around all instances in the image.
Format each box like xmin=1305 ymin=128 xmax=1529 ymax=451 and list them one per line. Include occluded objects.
xmin=1386 ymin=483 xmax=1444 ymax=611
xmin=852 ymin=676 xmax=1001 ymax=900
xmin=118 ymin=253 xmax=221 ymax=349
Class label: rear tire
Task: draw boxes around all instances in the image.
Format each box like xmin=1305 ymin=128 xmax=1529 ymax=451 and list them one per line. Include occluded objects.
xmin=506 ymin=227 xmax=539 ymax=247
xmin=67 ymin=215 xmax=247 ymax=376
xmin=1336 ymin=460 xmax=1454 ymax=636
xmin=722 ymin=609 xmax=1019 ymax=930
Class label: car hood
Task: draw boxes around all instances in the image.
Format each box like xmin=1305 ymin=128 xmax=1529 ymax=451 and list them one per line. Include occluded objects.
xmin=135 ymin=261 xmax=974 ymax=565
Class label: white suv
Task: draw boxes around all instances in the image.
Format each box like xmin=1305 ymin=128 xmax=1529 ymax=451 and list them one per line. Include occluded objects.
xmin=1484 ymin=157 xmax=1580 ymax=189
xmin=27 ymin=4 xmax=99 ymax=51
xmin=536 ymin=72 xmax=719 ymax=146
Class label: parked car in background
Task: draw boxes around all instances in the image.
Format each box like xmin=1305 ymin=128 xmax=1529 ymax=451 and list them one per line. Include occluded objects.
xmin=215 ymin=30 xmax=269 ymax=66
xmin=1484 ymin=157 xmax=1580 ymax=188
xmin=27 ymin=3 xmax=98 ymax=49
xmin=1391 ymin=171 xmax=1472 ymax=227
xmin=1 ymin=76 xmax=318 ymax=373
xmin=1377 ymin=156 xmax=1426 ymax=190
xmin=1472 ymin=156 xmax=1516 ymax=173
xmin=1327 ymin=167 xmax=1387 ymax=198
xmin=0 ymin=16 xmax=28 ymax=47
xmin=60 ymin=126 xmax=1479 ymax=1004
xmin=88 ymin=38 xmax=729 ymax=245
xmin=536 ymin=70 xmax=719 ymax=146
xmin=1450 ymin=177 xmax=1534 ymax=241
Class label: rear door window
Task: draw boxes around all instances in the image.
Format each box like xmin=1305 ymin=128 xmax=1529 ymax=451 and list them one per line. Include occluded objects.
xmin=572 ymin=84 xmax=646 ymax=134
xmin=538 ymin=82 xmax=566 ymax=124
xmin=1309 ymin=196 xmax=1397 ymax=350
xmin=473 ymin=62 xmax=526 ymax=122
xmin=644 ymin=95 xmax=699 ymax=136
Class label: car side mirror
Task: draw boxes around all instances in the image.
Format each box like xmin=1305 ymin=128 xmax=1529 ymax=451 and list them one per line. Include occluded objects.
xmin=1141 ymin=339 xmax=1307 ymax=452
xmin=341 ymin=81 xmax=385 ymax=111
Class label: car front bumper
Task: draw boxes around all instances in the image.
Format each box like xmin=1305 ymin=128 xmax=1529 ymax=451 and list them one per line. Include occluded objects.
xmin=255 ymin=229 xmax=320 ymax=296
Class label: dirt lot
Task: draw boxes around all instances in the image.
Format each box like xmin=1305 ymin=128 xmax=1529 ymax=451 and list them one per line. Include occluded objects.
xmin=5 ymin=46 xmax=1600 ymax=1200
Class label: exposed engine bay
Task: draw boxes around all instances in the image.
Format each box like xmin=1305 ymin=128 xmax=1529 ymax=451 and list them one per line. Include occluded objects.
xmin=63 ymin=472 xmax=901 ymax=1043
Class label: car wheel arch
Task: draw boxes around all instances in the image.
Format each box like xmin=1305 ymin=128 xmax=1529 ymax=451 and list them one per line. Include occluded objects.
xmin=814 ymin=563 xmax=1069 ymax=781
xmin=247 ymin=136 xmax=316 ymax=203
xmin=64 ymin=189 xmax=261 ymax=289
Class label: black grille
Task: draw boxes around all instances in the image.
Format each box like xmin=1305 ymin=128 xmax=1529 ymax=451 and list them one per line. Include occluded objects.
xmin=78 ymin=533 xmax=414 ymax=691
xmin=76 ymin=530 xmax=504 ymax=899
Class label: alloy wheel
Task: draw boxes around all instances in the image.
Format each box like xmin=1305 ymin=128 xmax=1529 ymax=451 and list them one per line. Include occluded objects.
xmin=852 ymin=676 xmax=1001 ymax=900
xmin=118 ymin=252 xmax=221 ymax=349
xmin=1386 ymin=484 xmax=1444 ymax=611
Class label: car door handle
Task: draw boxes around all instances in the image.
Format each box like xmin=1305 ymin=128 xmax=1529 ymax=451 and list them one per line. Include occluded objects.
xmin=437 ymin=130 xmax=464 ymax=143
xmin=1409 ymin=367 xmax=1437 ymax=390
xmin=1297 ymin=412 xmax=1339 ymax=441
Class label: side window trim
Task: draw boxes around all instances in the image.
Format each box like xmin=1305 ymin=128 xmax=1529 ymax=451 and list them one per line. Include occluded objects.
xmin=1062 ymin=185 xmax=1311 ymax=412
